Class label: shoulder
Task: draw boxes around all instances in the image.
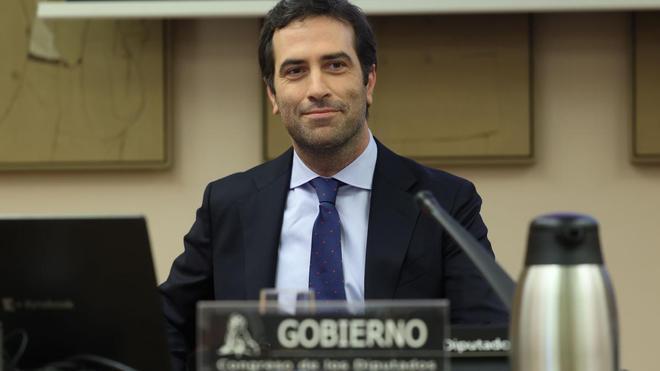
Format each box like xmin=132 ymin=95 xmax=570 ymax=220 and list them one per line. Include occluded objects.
xmin=203 ymin=148 xmax=293 ymax=205
xmin=408 ymin=157 xmax=478 ymax=208
xmin=374 ymin=141 xmax=481 ymax=214
xmin=408 ymin=157 xmax=472 ymax=189
xmin=376 ymin=141 xmax=475 ymax=193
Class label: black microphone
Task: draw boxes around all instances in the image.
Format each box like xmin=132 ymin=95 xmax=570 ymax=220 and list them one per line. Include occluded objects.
xmin=415 ymin=190 xmax=515 ymax=310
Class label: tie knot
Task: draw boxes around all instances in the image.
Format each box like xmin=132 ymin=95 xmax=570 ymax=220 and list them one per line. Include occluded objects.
xmin=310 ymin=177 xmax=341 ymax=204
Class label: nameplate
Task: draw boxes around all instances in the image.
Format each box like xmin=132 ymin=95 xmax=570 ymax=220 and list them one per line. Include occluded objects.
xmin=197 ymin=300 xmax=449 ymax=371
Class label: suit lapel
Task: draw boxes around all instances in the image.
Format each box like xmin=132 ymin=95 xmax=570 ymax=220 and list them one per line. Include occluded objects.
xmin=365 ymin=142 xmax=420 ymax=299
xmin=239 ymin=149 xmax=293 ymax=299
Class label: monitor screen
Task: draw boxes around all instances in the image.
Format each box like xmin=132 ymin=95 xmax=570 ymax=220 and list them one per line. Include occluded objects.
xmin=0 ymin=217 xmax=171 ymax=371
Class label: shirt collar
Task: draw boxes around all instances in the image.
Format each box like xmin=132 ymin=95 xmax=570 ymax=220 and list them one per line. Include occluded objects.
xmin=290 ymin=132 xmax=377 ymax=191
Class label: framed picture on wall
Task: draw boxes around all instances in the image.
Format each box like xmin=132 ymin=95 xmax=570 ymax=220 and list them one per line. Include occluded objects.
xmin=633 ymin=12 xmax=660 ymax=163
xmin=0 ymin=0 xmax=171 ymax=170
xmin=264 ymin=14 xmax=533 ymax=165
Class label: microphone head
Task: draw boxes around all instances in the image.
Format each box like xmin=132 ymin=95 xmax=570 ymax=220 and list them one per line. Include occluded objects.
xmin=414 ymin=190 xmax=436 ymax=213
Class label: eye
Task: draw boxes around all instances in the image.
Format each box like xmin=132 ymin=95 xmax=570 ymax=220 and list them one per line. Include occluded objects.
xmin=326 ymin=61 xmax=347 ymax=72
xmin=284 ymin=66 xmax=307 ymax=79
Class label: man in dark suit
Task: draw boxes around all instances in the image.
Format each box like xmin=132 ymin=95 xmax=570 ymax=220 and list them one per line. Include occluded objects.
xmin=160 ymin=0 xmax=508 ymax=369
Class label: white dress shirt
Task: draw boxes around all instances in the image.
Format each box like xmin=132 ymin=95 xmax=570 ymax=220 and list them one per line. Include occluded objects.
xmin=275 ymin=133 xmax=378 ymax=303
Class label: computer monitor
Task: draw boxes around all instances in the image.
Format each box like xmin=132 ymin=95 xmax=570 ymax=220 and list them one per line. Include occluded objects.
xmin=0 ymin=216 xmax=171 ymax=371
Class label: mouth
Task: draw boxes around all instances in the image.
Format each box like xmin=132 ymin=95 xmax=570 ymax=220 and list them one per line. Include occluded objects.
xmin=302 ymin=109 xmax=340 ymax=120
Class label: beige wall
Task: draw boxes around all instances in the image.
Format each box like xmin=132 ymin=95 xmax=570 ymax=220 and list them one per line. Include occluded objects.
xmin=1 ymin=13 xmax=658 ymax=370
xmin=454 ymin=13 xmax=660 ymax=370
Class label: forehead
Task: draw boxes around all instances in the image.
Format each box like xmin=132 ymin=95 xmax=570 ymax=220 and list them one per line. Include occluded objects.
xmin=271 ymin=16 xmax=356 ymax=63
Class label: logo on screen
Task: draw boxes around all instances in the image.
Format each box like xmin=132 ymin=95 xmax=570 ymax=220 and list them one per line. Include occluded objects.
xmin=1 ymin=298 xmax=16 ymax=312
xmin=218 ymin=313 xmax=261 ymax=357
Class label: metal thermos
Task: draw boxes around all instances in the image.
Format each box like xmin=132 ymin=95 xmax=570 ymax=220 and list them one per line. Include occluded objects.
xmin=511 ymin=214 xmax=619 ymax=371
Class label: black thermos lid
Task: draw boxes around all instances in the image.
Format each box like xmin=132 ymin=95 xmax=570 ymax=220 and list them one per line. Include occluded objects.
xmin=525 ymin=213 xmax=604 ymax=265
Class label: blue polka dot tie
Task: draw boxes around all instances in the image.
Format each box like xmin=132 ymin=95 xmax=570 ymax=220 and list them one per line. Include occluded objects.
xmin=309 ymin=177 xmax=346 ymax=301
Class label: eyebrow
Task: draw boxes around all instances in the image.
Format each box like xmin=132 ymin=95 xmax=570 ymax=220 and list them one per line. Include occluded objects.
xmin=321 ymin=52 xmax=352 ymax=62
xmin=278 ymin=52 xmax=353 ymax=75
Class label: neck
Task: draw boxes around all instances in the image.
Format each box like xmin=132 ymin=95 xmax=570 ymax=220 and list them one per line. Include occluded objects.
xmin=294 ymin=127 xmax=370 ymax=177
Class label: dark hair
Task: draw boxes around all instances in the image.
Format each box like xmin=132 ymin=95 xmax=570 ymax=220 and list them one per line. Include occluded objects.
xmin=259 ymin=0 xmax=377 ymax=94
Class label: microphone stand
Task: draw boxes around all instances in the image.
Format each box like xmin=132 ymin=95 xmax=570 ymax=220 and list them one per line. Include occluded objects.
xmin=415 ymin=190 xmax=516 ymax=310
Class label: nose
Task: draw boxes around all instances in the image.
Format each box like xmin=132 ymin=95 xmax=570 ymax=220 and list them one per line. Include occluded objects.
xmin=306 ymin=69 xmax=331 ymax=102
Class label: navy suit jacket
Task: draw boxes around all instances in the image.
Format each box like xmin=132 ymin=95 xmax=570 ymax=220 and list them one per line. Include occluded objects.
xmin=159 ymin=141 xmax=509 ymax=370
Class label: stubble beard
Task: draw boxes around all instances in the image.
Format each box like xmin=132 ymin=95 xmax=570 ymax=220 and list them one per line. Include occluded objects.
xmin=279 ymin=94 xmax=368 ymax=159
xmin=288 ymin=116 xmax=365 ymax=158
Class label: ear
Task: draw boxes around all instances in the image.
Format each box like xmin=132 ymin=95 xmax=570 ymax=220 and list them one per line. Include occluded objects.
xmin=365 ymin=64 xmax=377 ymax=106
xmin=266 ymin=83 xmax=279 ymax=115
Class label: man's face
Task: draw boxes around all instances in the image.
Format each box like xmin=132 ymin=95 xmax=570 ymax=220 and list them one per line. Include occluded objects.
xmin=267 ymin=16 xmax=376 ymax=154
